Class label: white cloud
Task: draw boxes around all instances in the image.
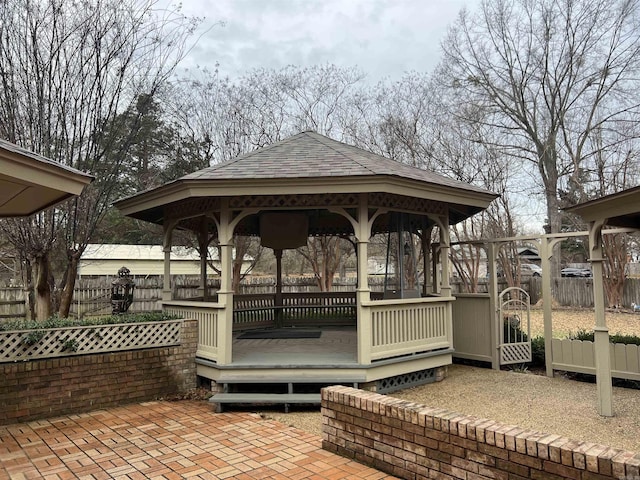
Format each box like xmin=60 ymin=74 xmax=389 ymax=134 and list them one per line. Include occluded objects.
xmin=175 ymin=0 xmax=480 ymax=81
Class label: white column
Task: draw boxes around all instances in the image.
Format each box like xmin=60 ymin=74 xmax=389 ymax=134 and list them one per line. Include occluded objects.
xmin=487 ymin=242 xmax=500 ymax=370
xmin=421 ymin=226 xmax=433 ymax=296
xmin=275 ymin=249 xmax=283 ymax=327
xmin=216 ymin=200 xmax=234 ymax=365
xmin=431 ymin=244 xmax=441 ymax=294
xmin=589 ymin=220 xmax=613 ymax=417
xmin=539 ymin=237 xmax=555 ymax=377
xmin=355 ymin=194 xmax=372 ymax=365
xmin=162 ymin=224 xmax=173 ymax=301
xmin=439 ymin=220 xmax=452 ymax=298
xmin=198 ymin=226 xmax=208 ymax=300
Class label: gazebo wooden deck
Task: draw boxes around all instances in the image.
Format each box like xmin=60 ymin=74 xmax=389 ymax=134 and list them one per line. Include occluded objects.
xmin=115 ymin=131 xmax=497 ymax=407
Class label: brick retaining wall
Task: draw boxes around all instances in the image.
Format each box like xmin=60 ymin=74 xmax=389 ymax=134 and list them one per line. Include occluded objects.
xmin=322 ymin=385 xmax=640 ymax=480
xmin=0 ymin=319 xmax=197 ymax=425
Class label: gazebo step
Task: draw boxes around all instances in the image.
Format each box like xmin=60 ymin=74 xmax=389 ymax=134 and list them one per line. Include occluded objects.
xmin=217 ymin=376 xmax=360 ymax=384
xmin=209 ymin=393 xmax=321 ymax=413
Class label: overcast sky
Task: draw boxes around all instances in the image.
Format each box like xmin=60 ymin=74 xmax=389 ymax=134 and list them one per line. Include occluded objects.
xmin=176 ymin=0 xmax=481 ymax=82
xmin=169 ymin=0 xmax=545 ymax=230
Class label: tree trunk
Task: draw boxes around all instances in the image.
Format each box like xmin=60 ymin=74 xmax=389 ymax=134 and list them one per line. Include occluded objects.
xmin=58 ymin=253 xmax=80 ymax=318
xmin=232 ymin=260 xmax=242 ymax=293
xmin=34 ymin=254 xmax=52 ymax=320
xmin=22 ymin=258 xmax=35 ymax=320
xmin=540 ymin=145 xmax=563 ymax=281
xmin=603 ymin=233 xmax=627 ymax=308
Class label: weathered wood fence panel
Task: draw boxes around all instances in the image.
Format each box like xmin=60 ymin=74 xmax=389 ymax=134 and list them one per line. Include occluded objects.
xmin=2 ymin=276 xmax=640 ymax=321
xmin=0 ymin=288 xmax=26 ymax=319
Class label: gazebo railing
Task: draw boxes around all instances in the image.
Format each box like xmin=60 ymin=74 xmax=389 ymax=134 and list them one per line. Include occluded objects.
xmin=164 ymin=301 xmax=224 ymax=360
xmin=165 ymin=293 xmax=453 ymax=364
xmin=233 ymin=294 xmax=276 ymax=328
xmin=280 ymin=292 xmax=356 ymax=326
xmin=365 ymin=296 xmax=453 ymax=361
xmin=232 ymin=292 xmax=356 ymax=329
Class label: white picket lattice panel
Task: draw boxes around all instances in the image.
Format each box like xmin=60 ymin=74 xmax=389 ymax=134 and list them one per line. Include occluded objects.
xmin=500 ymin=342 xmax=532 ymax=365
xmin=0 ymin=320 xmax=182 ymax=362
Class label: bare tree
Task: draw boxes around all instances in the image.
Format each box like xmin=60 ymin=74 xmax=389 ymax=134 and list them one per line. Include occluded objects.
xmin=170 ymin=65 xmax=366 ymax=287
xmin=297 ymin=237 xmax=354 ymax=292
xmin=439 ymin=0 xmax=640 ymax=274
xmin=591 ymin=131 xmax=640 ymax=307
xmin=343 ymin=72 xmax=437 ymax=167
xmin=0 ymin=0 xmax=200 ymax=319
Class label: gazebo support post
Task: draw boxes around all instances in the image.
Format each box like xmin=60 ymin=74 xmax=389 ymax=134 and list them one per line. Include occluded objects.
xmin=355 ymin=195 xmax=373 ymax=364
xmin=162 ymin=222 xmax=176 ymax=302
xmin=216 ymin=200 xmax=234 ymax=365
xmin=537 ymin=236 xmax=562 ymax=378
xmin=436 ymin=217 xmax=454 ymax=349
xmin=274 ymin=249 xmax=283 ymax=327
xmin=431 ymin=244 xmax=440 ymax=295
xmin=438 ymin=219 xmax=452 ymax=298
xmin=589 ymin=219 xmax=613 ymax=417
xmin=197 ymin=221 xmax=208 ymax=300
xmin=487 ymin=242 xmax=500 ymax=370
xmin=421 ymin=225 xmax=433 ymax=296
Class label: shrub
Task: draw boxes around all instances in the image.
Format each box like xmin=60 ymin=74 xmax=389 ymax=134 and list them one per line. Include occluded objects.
xmin=568 ymin=329 xmax=640 ymax=345
xmin=0 ymin=312 xmax=179 ymax=332
xmin=530 ymin=336 xmax=545 ymax=367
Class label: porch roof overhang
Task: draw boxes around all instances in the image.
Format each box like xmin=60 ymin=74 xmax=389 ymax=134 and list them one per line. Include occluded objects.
xmin=563 ymin=185 xmax=640 ymax=417
xmin=564 ymin=185 xmax=640 ymax=228
xmin=0 ymin=139 xmax=94 ymax=217
xmin=114 ymin=131 xmax=498 ymax=234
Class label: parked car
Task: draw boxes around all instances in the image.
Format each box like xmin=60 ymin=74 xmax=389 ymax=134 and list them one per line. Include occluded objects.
xmin=488 ymin=263 xmax=542 ymax=278
xmin=561 ymin=267 xmax=592 ymax=277
xmin=521 ymin=263 xmax=542 ymax=277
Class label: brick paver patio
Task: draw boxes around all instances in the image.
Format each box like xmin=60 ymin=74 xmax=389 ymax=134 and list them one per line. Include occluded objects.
xmin=0 ymin=401 xmax=396 ymax=479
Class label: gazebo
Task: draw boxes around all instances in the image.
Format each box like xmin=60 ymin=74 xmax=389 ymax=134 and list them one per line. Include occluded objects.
xmin=115 ymin=131 xmax=497 ymax=403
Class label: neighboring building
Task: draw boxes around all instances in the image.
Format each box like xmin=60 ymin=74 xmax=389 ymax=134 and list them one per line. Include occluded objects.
xmin=79 ymin=244 xmax=251 ymax=277
xmin=517 ymin=246 xmax=541 ymax=263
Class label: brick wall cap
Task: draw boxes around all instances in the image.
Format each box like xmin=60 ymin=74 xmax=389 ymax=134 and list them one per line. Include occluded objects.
xmin=612 ymin=450 xmax=638 ymax=466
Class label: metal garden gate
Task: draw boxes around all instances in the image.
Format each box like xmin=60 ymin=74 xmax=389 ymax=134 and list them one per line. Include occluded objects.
xmin=499 ymin=287 xmax=532 ymax=365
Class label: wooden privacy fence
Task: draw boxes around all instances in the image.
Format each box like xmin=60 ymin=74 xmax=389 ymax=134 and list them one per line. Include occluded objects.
xmin=3 ymin=276 xmax=640 ymax=320
xmin=454 ymin=277 xmax=640 ymax=308
xmin=0 ymin=288 xmax=26 ymax=319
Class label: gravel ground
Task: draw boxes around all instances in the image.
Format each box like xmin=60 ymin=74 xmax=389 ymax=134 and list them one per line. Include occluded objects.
xmin=264 ymin=364 xmax=640 ymax=453
xmin=263 ymin=309 xmax=640 ymax=453
xmin=529 ymin=306 xmax=640 ymax=338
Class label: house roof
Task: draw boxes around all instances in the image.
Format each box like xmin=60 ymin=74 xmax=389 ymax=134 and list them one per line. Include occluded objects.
xmin=564 ymin=186 xmax=640 ymax=228
xmin=82 ymin=244 xmax=206 ymax=262
xmin=81 ymin=244 xmax=253 ymax=262
xmin=0 ymin=138 xmax=93 ymax=217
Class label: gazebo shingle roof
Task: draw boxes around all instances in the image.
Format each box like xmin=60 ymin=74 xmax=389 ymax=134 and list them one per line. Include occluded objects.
xmin=181 ymin=131 xmax=490 ymax=195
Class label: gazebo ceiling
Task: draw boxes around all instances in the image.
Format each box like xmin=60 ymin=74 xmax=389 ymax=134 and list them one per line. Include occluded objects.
xmin=115 ymin=131 xmax=498 ymax=234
